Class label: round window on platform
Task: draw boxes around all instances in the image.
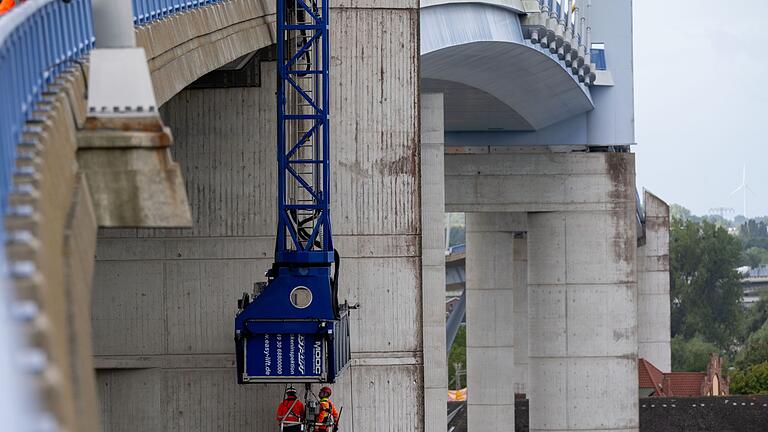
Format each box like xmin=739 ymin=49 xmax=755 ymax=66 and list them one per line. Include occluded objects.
xmin=290 ymin=286 xmax=313 ymax=309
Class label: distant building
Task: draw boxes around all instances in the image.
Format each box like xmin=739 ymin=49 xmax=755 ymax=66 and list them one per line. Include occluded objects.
xmin=639 ymin=354 xmax=729 ymax=397
xmin=445 ymin=243 xmax=466 ymax=297
xmin=740 ymin=265 xmax=768 ymax=307
xmin=446 ymin=296 xmax=462 ymax=317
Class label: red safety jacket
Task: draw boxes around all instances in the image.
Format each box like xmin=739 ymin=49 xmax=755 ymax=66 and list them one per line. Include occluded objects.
xmin=0 ymin=0 xmax=16 ymax=15
xmin=276 ymin=397 xmax=305 ymax=424
xmin=315 ymin=398 xmax=339 ymax=431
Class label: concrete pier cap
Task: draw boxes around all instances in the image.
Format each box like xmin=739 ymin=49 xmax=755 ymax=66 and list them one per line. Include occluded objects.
xmin=447 ymin=150 xmax=640 ymax=432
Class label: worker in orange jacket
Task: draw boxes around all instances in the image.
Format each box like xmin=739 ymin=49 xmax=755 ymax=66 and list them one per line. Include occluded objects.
xmin=276 ymin=386 xmax=305 ymax=432
xmin=314 ymin=386 xmax=340 ymax=432
xmin=0 ymin=0 xmax=16 ymax=15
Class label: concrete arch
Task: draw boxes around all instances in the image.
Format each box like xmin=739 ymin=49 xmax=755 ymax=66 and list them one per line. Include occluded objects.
xmin=421 ymin=2 xmax=593 ymax=131
xmin=136 ymin=0 xmax=276 ymax=106
xmin=421 ymin=0 xmax=537 ymax=14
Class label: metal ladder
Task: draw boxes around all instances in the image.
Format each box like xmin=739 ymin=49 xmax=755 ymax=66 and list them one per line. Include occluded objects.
xmin=278 ymin=0 xmax=331 ymax=259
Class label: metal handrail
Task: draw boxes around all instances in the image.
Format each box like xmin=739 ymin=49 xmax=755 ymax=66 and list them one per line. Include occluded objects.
xmin=0 ymin=0 xmax=94 ymax=239
xmin=0 ymin=4 xmax=95 ymax=432
xmin=131 ymin=0 xmax=222 ymax=25
xmin=0 ymin=0 xmax=236 ymax=428
xmin=1 ymin=0 xmax=228 ymax=247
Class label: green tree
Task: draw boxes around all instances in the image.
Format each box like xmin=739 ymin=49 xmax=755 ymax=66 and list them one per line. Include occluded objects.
xmin=447 ymin=325 xmax=466 ymax=389
xmin=743 ymin=294 xmax=768 ymax=341
xmin=446 ymin=213 xmax=465 ymax=248
xmin=735 ymin=320 xmax=768 ymax=369
xmin=670 ymin=219 xmax=744 ymax=350
xmin=670 ymin=204 xmax=694 ymax=222
xmin=730 ymin=362 xmax=768 ymax=395
xmin=702 ymin=214 xmax=732 ymax=229
xmin=671 ymin=335 xmax=719 ymax=372
xmin=739 ymin=220 xmax=768 ymax=250
xmin=742 ymin=247 xmax=768 ymax=268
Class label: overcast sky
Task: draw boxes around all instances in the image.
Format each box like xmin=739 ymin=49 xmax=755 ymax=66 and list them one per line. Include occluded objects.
xmin=633 ymin=0 xmax=768 ymax=218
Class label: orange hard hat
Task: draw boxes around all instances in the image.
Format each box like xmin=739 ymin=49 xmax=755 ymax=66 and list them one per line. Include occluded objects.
xmin=0 ymin=0 xmax=16 ymax=15
xmin=319 ymin=386 xmax=332 ymax=398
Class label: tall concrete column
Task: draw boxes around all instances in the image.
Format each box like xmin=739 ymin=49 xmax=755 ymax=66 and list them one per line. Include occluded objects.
xmin=513 ymin=233 xmax=528 ymax=396
xmin=466 ymin=213 xmax=525 ymax=430
xmin=93 ymin=47 xmax=423 ymax=430
xmin=92 ymin=0 xmax=136 ymax=48
xmin=637 ymin=191 xmax=672 ymax=372
xmin=421 ymin=93 xmax=447 ymax=430
xmin=528 ymin=206 xmax=639 ymax=432
xmin=446 ymin=150 xmax=640 ymax=431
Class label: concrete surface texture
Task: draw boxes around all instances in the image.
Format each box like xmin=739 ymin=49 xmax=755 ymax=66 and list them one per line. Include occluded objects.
xmin=512 ymin=233 xmax=528 ymax=396
xmin=136 ymin=0 xmax=277 ymax=106
xmin=447 ymin=150 xmax=640 ymax=432
xmin=637 ymin=191 xmax=672 ymax=372
xmin=421 ymin=93 xmax=449 ymax=430
xmin=525 ymin=153 xmax=639 ymax=432
xmin=465 ymin=213 xmax=526 ymax=431
xmin=92 ymin=0 xmax=423 ymax=425
xmin=6 ymin=66 xmax=100 ymax=432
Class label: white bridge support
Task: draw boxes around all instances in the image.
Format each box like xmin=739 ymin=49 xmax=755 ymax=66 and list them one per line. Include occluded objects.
xmin=447 ymin=149 xmax=640 ymax=432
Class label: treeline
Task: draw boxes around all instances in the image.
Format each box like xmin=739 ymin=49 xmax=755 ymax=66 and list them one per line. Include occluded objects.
xmin=670 ymin=207 xmax=768 ymax=394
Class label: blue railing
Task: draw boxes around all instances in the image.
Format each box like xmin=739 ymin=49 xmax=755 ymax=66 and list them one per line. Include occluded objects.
xmin=0 ymin=0 xmax=231 ymax=426
xmin=0 ymin=0 xmax=227 ymax=238
xmin=0 ymin=0 xmax=94 ymax=243
xmin=132 ymin=0 xmax=222 ymax=25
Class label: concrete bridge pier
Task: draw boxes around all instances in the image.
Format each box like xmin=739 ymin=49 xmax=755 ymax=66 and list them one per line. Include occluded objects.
xmin=447 ymin=150 xmax=640 ymax=432
xmin=512 ymin=233 xmax=528 ymax=396
xmin=421 ymin=93 xmax=449 ymax=430
xmin=637 ymin=192 xmax=672 ymax=372
xmin=465 ymin=213 xmax=526 ymax=430
xmin=528 ymin=208 xmax=639 ymax=432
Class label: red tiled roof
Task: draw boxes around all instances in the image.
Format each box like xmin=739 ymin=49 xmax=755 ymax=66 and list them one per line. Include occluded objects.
xmin=639 ymin=358 xmax=709 ymax=397
xmin=664 ymin=372 xmax=706 ymax=397
xmin=638 ymin=358 xmax=664 ymax=389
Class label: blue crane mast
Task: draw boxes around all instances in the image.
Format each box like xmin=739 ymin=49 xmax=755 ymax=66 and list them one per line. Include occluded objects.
xmin=234 ymin=0 xmax=351 ymax=384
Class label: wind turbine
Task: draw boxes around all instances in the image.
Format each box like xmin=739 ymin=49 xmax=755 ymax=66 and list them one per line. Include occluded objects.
xmin=731 ymin=164 xmax=754 ymax=218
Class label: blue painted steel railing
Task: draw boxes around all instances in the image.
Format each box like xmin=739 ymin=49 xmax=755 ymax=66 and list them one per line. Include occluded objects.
xmin=0 ymin=0 xmax=228 ymax=246
xmin=0 ymin=0 xmax=94 ymax=248
xmin=132 ymin=0 xmax=222 ymax=25
xmin=0 ymin=1 xmax=94 ymax=429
